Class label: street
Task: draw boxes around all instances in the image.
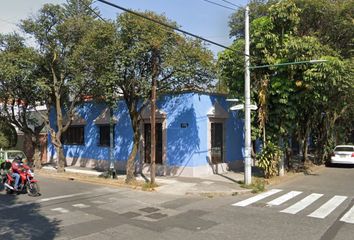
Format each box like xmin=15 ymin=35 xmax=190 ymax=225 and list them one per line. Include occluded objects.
xmin=1 ymin=166 xmax=354 ymax=240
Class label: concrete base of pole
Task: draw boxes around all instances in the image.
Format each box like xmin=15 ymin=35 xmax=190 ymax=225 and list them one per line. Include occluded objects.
xmin=244 ymin=157 xmax=252 ymax=185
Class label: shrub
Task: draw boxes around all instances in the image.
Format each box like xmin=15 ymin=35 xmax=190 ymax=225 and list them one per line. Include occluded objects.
xmin=257 ymin=141 xmax=282 ymax=178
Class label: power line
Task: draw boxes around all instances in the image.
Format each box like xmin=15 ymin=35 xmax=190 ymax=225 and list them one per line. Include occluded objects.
xmin=96 ymin=0 xmax=243 ymax=54
xmin=220 ymin=0 xmax=243 ymax=8
xmin=79 ymin=0 xmax=107 ymax=22
xmin=201 ymin=0 xmax=237 ymax=11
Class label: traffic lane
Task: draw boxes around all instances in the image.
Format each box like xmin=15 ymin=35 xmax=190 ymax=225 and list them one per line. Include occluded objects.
xmin=201 ymin=194 xmax=354 ymax=240
xmin=272 ymin=166 xmax=354 ymax=196
xmin=0 ymin=174 xmax=120 ymax=207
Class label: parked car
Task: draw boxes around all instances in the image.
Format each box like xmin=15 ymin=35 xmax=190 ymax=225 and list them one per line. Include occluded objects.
xmin=0 ymin=150 xmax=27 ymax=164
xmin=328 ymin=145 xmax=354 ymax=166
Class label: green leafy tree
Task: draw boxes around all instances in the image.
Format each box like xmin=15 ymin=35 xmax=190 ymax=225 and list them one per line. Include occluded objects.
xmin=294 ymin=0 xmax=354 ymax=58
xmin=0 ymin=33 xmax=45 ymax=167
xmin=0 ymin=117 xmax=17 ymax=149
xmin=228 ymin=0 xmax=278 ymax=39
xmin=219 ymin=0 xmax=353 ymax=166
xmin=20 ymin=0 xmax=101 ymax=172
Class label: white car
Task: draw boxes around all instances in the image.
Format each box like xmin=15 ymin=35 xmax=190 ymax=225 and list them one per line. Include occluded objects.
xmin=330 ymin=145 xmax=354 ymax=165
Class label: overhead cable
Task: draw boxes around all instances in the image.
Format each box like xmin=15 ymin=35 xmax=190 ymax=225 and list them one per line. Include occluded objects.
xmin=96 ymin=0 xmax=243 ymax=54
xmin=201 ymin=0 xmax=237 ymax=11
xmin=220 ymin=0 xmax=243 ymax=8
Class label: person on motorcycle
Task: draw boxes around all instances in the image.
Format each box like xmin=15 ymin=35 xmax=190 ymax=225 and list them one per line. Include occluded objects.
xmin=11 ymin=155 xmax=24 ymax=191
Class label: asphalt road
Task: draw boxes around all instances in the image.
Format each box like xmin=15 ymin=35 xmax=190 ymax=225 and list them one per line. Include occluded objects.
xmin=1 ymin=165 xmax=354 ymax=240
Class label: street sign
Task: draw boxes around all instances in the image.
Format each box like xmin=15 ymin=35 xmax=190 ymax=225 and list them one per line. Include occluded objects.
xmin=230 ymin=104 xmax=257 ymax=111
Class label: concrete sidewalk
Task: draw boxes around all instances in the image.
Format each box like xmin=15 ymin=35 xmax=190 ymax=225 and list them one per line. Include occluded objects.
xmin=41 ymin=165 xmax=251 ymax=196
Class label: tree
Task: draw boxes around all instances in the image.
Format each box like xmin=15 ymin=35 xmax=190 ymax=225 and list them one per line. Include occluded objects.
xmin=0 ymin=33 xmax=44 ymax=167
xmin=20 ymin=0 xmax=101 ymax=172
xmin=219 ymin=0 xmax=353 ymax=166
xmin=294 ymin=0 xmax=354 ymax=59
xmin=80 ymin=12 xmax=215 ymax=183
xmin=0 ymin=117 xmax=17 ymax=149
xmin=228 ymin=0 xmax=278 ymax=39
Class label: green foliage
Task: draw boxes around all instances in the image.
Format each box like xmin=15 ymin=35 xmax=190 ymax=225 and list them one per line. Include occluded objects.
xmin=78 ymin=11 xmax=215 ymax=181
xmin=239 ymin=178 xmax=266 ymax=193
xmin=257 ymin=141 xmax=282 ymax=178
xmin=0 ymin=118 xmax=17 ymax=149
xmin=220 ymin=0 xmax=353 ymax=163
xmin=295 ymin=0 xmax=354 ymax=58
xmin=229 ymin=0 xmax=278 ymax=39
xmin=0 ymin=0 xmax=102 ymax=171
xmin=0 ymin=33 xmax=44 ymax=156
xmin=0 ymin=133 xmax=10 ymax=149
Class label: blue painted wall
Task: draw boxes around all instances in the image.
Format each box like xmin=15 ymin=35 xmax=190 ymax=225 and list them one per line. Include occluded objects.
xmin=48 ymin=92 xmax=244 ymax=168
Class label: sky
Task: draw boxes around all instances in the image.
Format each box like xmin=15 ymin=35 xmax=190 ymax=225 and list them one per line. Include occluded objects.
xmin=0 ymin=0 xmax=248 ymax=55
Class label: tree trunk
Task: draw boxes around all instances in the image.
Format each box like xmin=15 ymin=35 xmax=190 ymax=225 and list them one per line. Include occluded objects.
xmin=303 ymin=139 xmax=309 ymax=162
xmin=33 ymin=136 xmax=42 ymax=170
xmin=33 ymin=145 xmax=42 ymax=170
xmin=125 ymin=112 xmax=140 ymax=184
xmin=126 ymin=128 xmax=139 ymax=183
xmin=302 ymin=128 xmax=310 ymax=162
xmin=23 ymin=132 xmax=34 ymax=165
xmin=56 ymin=145 xmax=66 ymax=172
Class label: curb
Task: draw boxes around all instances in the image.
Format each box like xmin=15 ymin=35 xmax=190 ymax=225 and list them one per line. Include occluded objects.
xmin=41 ymin=166 xmax=103 ymax=176
xmin=39 ymin=166 xmax=250 ymax=197
xmin=186 ymin=189 xmax=252 ymax=197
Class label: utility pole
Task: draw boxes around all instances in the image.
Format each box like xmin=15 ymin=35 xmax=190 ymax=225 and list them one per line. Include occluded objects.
xmin=150 ymin=50 xmax=158 ymax=185
xmin=109 ymin=107 xmax=116 ymax=178
xmin=244 ymin=6 xmax=252 ymax=185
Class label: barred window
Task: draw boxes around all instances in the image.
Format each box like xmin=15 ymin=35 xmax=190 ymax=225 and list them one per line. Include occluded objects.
xmin=99 ymin=125 xmax=114 ymax=147
xmin=62 ymin=126 xmax=84 ymax=145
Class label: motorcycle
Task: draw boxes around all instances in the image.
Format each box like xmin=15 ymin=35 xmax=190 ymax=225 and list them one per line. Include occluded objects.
xmin=1 ymin=162 xmax=40 ymax=196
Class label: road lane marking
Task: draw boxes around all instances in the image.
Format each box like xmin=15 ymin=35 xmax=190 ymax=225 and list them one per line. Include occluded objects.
xmin=232 ymin=189 xmax=283 ymax=207
xmin=280 ymin=193 xmax=323 ymax=214
xmin=51 ymin=207 xmax=69 ymax=213
xmin=267 ymin=191 xmax=302 ymax=206
xmin=340 ymin=205 xmax=354 ymax=224
xmin=308 ymin=195 xmax=347 ymax=219
xmin=0 ymin=192 xmax=92 ymax=211
xmin=73 ymin=203 xmax=90 ymax=208
xmin=39 ymin=192 xmax=92 ymax=202
xmin=91 ymin=200 xmax=106 ymax=204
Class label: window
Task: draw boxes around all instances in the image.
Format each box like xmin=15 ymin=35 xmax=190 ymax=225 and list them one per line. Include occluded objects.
xmin=99 ymin=125 xmax=114 ymax=147
xmin=62 ymin=126 xmax=84 ymax=145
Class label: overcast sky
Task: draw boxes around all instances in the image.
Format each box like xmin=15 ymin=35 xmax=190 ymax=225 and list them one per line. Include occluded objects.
xmin=0 ymin=0 xmax=248 ymax=55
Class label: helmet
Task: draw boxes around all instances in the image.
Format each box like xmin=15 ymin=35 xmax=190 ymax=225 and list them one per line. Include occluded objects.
xmin=13 ymin=155 xmax=23 ymax=162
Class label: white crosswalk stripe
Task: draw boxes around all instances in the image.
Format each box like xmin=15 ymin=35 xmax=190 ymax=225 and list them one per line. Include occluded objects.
xmin=340 ymin=205 xmax=354 ymax=224
xmin=232 ymin=189 xmax=282 ymax=207
xmin=267 ymin=191 xmax=302 ymax=206
xmin=232 ymin=189 xmax=354 ymax=223
xmin=280 ymin=193 xmax=323 ymax=214
xmin=308 ymin=195 xmax=347 ymax=219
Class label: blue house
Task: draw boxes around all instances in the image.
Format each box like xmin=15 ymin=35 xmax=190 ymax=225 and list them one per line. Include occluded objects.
xmin=47 ymin=92 xmax=245 ymax=177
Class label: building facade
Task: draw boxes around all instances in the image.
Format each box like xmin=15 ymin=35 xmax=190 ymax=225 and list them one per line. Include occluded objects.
xmin=47 ymin=92 xmax=245 ymax=177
